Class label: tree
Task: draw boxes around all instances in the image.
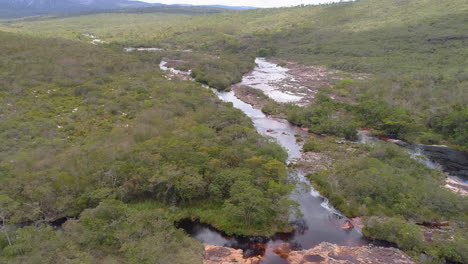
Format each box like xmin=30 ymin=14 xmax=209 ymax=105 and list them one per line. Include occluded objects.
xmin=0 ymin=195 xmax=19 ymax=247
xmin=223 ymin=181 xmax=271 ymax=228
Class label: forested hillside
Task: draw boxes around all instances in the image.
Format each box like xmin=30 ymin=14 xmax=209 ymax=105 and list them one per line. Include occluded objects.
xmin=0 ymin=31 xmax=293 ymax=262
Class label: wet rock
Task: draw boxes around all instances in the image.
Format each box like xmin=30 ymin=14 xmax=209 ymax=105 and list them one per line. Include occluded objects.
xmin=204 ymin=245 xmax=263 ymax=264
xmin=341 ymin=220 xmax=353 ymax=230
xmin=273 ymin=243 xmax=291 ymax=258
xmin=287 ymin=242 xmax=414 ymax=264
xmin=417 ymin=144 xmax=468 ymax=178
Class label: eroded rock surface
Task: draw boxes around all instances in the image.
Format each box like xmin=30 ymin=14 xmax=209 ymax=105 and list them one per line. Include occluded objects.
xmin=204 ymin=243 xmax=414 ymax=264
xmin=204 ymin=245 xmax=262 ymax=264
xmin=287 ymin=242 xmax=414 ymax=264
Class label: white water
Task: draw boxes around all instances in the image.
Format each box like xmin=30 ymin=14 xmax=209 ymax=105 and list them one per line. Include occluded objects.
xmin=159 ymin=60 xmax=193 ymax=77
xmin=239 ymin=58 xmax=304 ymax=103
xmin=125 ymin=47 xmax=164 ymax=52
xmin=83 ymin=33 xmax=105 ymax=45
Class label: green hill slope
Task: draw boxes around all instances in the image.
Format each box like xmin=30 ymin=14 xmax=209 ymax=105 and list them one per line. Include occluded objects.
xmin=0 ymin=31 xmax=293 ymax=263
xmin=1 ymin=0 xmax=466 ymax=149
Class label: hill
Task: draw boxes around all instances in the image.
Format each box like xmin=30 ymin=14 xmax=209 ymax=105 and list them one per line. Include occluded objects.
xmin=0 ymin=0 xmax=255 ymax=18
xmin=0 ymin=0 xmax=467 ymax=263
xmin=2 ymin=0 xmax=466 ymax=149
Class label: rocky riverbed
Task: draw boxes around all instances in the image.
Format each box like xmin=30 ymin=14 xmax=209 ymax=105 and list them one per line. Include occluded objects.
xmin=203 ymin=243 xmax=414 ymax=264
xmin=234 ymin=58 xmax=367 ymax=106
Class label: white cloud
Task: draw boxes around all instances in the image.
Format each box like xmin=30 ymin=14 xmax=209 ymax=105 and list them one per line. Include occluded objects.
xmin=140 ymin=0 xmax=340 ymax=8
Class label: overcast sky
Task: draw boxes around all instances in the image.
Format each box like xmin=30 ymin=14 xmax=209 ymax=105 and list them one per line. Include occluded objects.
xmin=141 ymin=0 xmax=339 ymax=8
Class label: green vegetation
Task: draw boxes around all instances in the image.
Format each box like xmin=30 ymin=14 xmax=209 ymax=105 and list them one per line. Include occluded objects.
xmin=309 ymin=143 xmax=468 ymax=263
xmin=1 ymin=200 xmax=204 ymax=264
xmin=0 ymin=31 xmax=294 ymax=262
xmin=1 ymin=0 xmax=466 ymax=147
xmin=0 ymin=0 xmax=467 ymax=262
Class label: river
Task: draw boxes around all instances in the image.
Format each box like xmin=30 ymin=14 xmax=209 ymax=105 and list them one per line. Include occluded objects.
xmin=158 ymin=57 xmax=467 ymax=263
xmin=158 ymin=60 xmax=369 ymax=263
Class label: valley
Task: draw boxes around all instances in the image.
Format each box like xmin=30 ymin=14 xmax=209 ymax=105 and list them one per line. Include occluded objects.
xmin=0 ymin=0 xmax=467 ymax=263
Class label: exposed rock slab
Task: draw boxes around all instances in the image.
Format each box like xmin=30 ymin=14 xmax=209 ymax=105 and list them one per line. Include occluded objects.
xmin=204 ymin=245 xmax=262 ymax=264
xmin=204 ymin=243 xmax=414 ymax=264
xmin=236 ymin=58 xmax=367 ymax=106
xmin=287 ymin=242 xmax=415 ymax=264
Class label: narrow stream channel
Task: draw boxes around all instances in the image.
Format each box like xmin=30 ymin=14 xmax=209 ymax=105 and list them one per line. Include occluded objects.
xmin=158 ymin=60 xmax=369 ymax=263
xmin=157 ymin=57 xmax=467 ymax=263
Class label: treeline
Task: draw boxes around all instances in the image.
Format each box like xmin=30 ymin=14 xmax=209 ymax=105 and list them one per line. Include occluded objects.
xmin=0 ymin=31 xmax=294 ymax=262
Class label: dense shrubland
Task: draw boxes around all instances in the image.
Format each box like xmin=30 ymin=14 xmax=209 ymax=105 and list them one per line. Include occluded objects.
xmin=308 ymin=143 xmax=468 ymax=263
xmin=262 ymin=92 xmax=421 ymax=143
xmin=0 ymin=31 xmax=294 ymax=262
xmin=0 ymin=0 xmax=467 ymax=262
xmin=1 ymin=200 xmax=204 ymax=264
xmin=4 ymin=0 xmax=464 ymax=149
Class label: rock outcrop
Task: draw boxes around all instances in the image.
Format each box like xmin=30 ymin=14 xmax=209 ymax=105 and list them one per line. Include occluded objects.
xmin=418 ymin=144 xmax=468 ymax=178
xmin=203 ymin=243 xmax=415 ymax=264
xmin=203 ymin=245 xmax=262 ymax=264
xmin=287 ymin=242 xmax=414 ymax=264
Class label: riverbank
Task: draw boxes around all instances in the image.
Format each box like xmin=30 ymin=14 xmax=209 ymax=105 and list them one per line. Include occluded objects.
xmin=223 ymin=59 xmax=467 ymax=263
xmin=203 ymin=242 xmax=414 ymax=264
xmin=157 ymin=57 xmax=418 ymax=264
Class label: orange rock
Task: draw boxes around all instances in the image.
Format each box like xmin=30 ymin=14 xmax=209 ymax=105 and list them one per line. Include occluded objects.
xmin=341 ymin=220 xmax=353 ymax=230
xmin=272 ymin=243 xmax=291 ymax=258
xmin=203 ymin=245 xmax=263 ymax=264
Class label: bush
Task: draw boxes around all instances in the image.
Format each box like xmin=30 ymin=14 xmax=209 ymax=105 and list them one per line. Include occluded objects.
xmin=363 ymin=217 xmax=424 ymax=252
xmin=303 ymin=136 xmax=320 ymax=152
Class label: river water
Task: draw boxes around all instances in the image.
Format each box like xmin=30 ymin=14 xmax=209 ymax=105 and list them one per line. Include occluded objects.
xmin=158 ymin=60 xmax=368 ymax=263
xmin=156 ymin=56 xmax=468 ymax=262
xmin=178 ymin=90 xmax=370 ymax=262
